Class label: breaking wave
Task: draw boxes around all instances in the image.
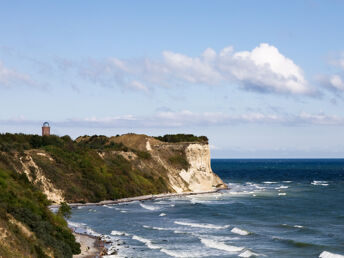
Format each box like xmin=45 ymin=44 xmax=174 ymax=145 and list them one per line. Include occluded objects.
xmin=174 ymin=221 xmax=229 ymax=229
xmin=111 ymin=230 xmax=129 ymax=236
xmin=132 ymin=235 xmax=161 ymax=250
xmin=140 ymin=203 xmax=160 ymax=211
xmin=231 ymin=227 xmax=250 ymax=236
xmin=311 ymin=181 xmax=329 ymax=186
xmin=319 ymin=251 xmax=344 ymax=258
xmin=200 ymin=238 xmax=244 ymax=252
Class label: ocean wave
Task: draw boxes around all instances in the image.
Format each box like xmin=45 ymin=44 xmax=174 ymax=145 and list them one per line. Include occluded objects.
xmin=272 ymin=236 xmax=320 ymax=248
xmin=143 ymin=225 xmax=170 ymax=231
xmin=311 ymin=180 xmax=329 ymax=186
xmin=283 ymin=181 xmax=292 ymax=183
xmin=111 ymin=230 xmax=129 ymax=236
xmin=200 ymin=238 xmax=244 ymax=252
xmin=263 ymin=181 xmax=278 ymax=184
xmin=140 ymin=203 xmax=160 ymax=211
xmin=319 ymin=251 xmax=344 ymax=258
xmin=159 ymin=213 xmax=166 ymax=216
xmin=239 ymin=250 xmax=260 ymax=257
xmin=120 ymin=210 xmax=127 ymax=213
xmin=278 ymin=193 xmax=287 ymax=196
xmin=282 ymin=224 xmax=304 ymax=229
xmin=231 ymin=227 xmax=250 ymax=236
xmin=294 ymin=225 xmax=304 ymax=228
xmin=132 ymin=235 xmax=161 ymax=250
xmin=275 ymin=185 xmax=289 ymax=189
xmin=103 ymin=205 xmax=115 ymax=209
xmin=160 ymin=248 xmax=208 ymax=258
xmin=174 ymin=221 xmax=229 ymax=229
xmin=68 ymin=221 xmax=100 ymax=237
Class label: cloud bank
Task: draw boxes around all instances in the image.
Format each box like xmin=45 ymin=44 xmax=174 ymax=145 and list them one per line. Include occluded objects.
xmin=318 ymin=52 xmax=344 ymax=94
xmin=72 ymin=43 xmax=314 ymax=96
xmin=3 ymin=111 xmax=344 ymax=129
xmin=0 ymin=61 xmax=39 ymax=89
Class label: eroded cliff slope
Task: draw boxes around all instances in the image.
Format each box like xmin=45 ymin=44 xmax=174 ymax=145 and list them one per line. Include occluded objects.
xmin=0 ymin=133 xmax=226 ymax=205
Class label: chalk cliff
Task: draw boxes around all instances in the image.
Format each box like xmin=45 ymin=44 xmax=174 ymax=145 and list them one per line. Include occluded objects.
xmin=112 ymin=134 xmax=226 ymax=194
xmin=0 ymin=133 xmax=226 ymax=205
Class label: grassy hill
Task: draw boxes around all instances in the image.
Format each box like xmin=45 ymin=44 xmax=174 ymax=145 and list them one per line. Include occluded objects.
xmin=0 ymin=132 xmax=213 ymax=257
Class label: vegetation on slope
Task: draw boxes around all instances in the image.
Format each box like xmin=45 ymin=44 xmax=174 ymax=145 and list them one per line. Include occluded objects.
xmin=0 ymin=133 xmax=169 ymax=203
xmin=0 ymin=133 xmax=201 ymax=257
xmin=0 ymin=153 xmax=80 ymax=257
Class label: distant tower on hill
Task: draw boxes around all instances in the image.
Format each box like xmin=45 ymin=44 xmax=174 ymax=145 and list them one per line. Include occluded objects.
xmin=42 ymin=122 xmax=50 ymax=136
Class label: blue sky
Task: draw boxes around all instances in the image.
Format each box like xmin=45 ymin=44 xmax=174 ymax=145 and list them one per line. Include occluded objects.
xmin=1 ymin=0 xmax=344 ymax=158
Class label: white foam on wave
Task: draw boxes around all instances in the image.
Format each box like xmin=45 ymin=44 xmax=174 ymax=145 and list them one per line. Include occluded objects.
xmin=68 ymin=221 xmax=100 ymax=237
xmin=200 ymin=238 xmax=244 ymax=252
xmin=294 ymin=225 xmax=304 ymax=228
xmin=159 ymin=213 xmax=166 ymax=216
xmin=174 ymin=221 xmax=229 ymax=229
xmin=140 ymin=203 xmax=160 ymax=211
xmin=275 ymin=186 xmax=289 ymax=189
xmin=132 ymin=235 xmax=161 ymax=250
xmin=239 ymin=250 xmax=260 ymax=257
xmin=263 ymin=181 xmax=278 ymax=184
xmin=143 ymin=225 xmax=169 ymax=231
xmin=103 ymin=205 xmax=115 ymax=209
xmin=319 ymin=251 xmax=344 ymax=258
xmin=231 ymin=227 xmax=250 ymax=236
xmin=278 ymin=193 xmax=287 ymax=196
xmin=311 ymin=180 xmax=329 ymax=186
xmin=283 ymin=181 xmax=292 ymax=183
xmin=160 ymin=248 xmax=208 ymax=258
xmin=111 ymin=230 xmax=129 ymax=236
xmin=120 ymin=210 xmax=127 ymax=213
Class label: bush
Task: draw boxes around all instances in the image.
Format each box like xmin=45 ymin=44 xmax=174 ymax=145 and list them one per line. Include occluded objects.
xmin=155 ymin=134 xmax=208 ymax=143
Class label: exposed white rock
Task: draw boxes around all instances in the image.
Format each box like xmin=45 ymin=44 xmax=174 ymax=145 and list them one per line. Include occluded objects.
xmin=19 ymin=154 xmax=64 ymax=204
xmin=146 ymin=140 xmax=152 ymax=151
xmin=179 ymin=143 xmax=225 ymax=192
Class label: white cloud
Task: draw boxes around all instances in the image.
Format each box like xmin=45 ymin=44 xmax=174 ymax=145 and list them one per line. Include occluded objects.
xmin=0 ymin=61 xmax=38 ymax=88
xmin=4 ymin=111 xmax=344 ymax=129
xmin=71 ymin=43 xmax=313 ymax=96
xmin=224 ymin=43 xmax=311 ymax=94
xmin=319 ymin=52 xmax=344 ymax=94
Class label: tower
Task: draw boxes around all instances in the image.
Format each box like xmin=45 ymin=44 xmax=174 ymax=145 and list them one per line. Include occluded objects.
xmin=42 ymin=122 xmax=50 ymax=136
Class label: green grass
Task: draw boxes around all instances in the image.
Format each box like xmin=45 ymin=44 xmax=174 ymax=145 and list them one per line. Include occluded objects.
xmin=0 ymin=165 xmax=80 ymax=257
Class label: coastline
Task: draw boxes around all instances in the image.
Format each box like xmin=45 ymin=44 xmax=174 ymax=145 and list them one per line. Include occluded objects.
xmin=50 ymin=187 xmax=227 ymax=209
xmin=62 ymin=188 xmax=228 ymax=257
xmin=72 ymin=232 xmax=106 ymax=258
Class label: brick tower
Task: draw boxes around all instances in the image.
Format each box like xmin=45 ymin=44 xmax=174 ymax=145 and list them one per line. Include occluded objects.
xmin=42 ymin=122 xmax=50 ymax=136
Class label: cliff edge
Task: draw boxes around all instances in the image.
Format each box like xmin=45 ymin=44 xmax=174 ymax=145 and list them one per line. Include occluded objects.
xmin=0 ymin=133 xmax=226 ymax=204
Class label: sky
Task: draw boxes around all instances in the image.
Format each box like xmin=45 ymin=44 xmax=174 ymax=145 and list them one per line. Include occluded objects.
xmin=1 ymin=0 xmax=344 ymax=158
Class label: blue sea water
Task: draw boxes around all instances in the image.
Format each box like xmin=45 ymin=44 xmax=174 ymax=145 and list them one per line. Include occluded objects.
xmin=69 ymin=159 xmax=344 ymax=257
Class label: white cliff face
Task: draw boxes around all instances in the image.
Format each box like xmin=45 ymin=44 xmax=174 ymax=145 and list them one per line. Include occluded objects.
xmin=178 ymin=143 xmax=225 ymax=192
xmin=19 ymin=153 xmax=65 ymax=204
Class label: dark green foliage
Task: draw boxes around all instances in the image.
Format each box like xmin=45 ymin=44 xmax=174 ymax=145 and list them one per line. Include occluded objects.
xmin=0 ymin=133 xmax=180 ymax=256
xmin=0 ymin=133 xmax=67 ymax=151
xmin=58 ymin=202 xmax=71 ymax=219
xmin=168 ymin=154 xmax=189 ymax=170
xmin=0 ymin=166 xmax=80 ymax=257
xmin=155 ymin=134 xmax=208 ymax=143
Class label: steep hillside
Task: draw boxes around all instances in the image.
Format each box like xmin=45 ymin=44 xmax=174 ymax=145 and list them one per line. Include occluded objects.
xmin=0 ymin=155 xmax=80 ymax=257
xmin=0 ymin=132 xmax=226 ymax=257
xmin=0 ymin=133 xmax=226 ymax=204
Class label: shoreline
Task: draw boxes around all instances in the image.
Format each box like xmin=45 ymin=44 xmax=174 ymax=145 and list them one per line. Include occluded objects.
xmin=64 ymin=188 xmax=227 ymax=257
xmin=72 ymin=232 xmax=106 ymax=258
xmin=50 ymin=187 xmax=227 ymax=209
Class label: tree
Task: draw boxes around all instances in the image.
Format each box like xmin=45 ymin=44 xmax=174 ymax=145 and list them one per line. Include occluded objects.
xmin=58 ymin=202 xmax=72 ymax=219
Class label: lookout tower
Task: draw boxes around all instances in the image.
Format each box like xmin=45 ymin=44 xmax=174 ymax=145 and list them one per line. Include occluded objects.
xmin=42 ymin=122 xmax=50 ymax=136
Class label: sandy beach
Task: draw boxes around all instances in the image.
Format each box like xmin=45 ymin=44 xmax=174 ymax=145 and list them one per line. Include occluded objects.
xmin=73 ymin=233 xmax=105 ymax=258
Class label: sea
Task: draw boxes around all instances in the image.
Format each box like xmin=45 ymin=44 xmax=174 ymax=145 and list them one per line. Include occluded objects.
xmin=68 ymin=159 xmax=344 ymax=258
